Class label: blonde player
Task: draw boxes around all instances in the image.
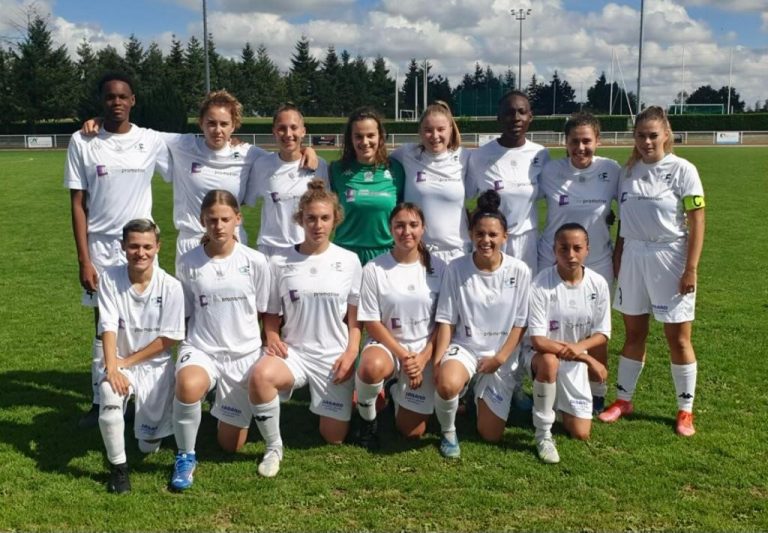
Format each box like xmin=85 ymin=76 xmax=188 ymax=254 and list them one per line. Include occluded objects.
xmin=96 ymin=219 xmax=184 ymax=493
xmin=355 ymin=203 xmax=446 ymax=449
xmin=599 ymin=106 xmax=705 ymax=437
xmin=66 ymin=72 xmax=169 ymax=429
xmin=537 ymin=113 xmax=620 ymax=413
xmin=245 ymin=103 xmax=329 ymax=257
xmin=466 ymin=90 xmax=549 ymax=275
xmin=170 ymin=190 xmax=270 ymax=491
xmin=390 ymin=102 xmax=471 ymax=262
xmin=433 ymin=190 xmax=530 ymax=459
xmin=527 ymin=223 xmax=610 ymax=464
xmin=248 ymin=180 xmax=362 ymax=477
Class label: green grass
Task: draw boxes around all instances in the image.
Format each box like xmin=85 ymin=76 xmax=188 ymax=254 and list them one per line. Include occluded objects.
xmin=0 ymin=147 xmax=767 ymax=532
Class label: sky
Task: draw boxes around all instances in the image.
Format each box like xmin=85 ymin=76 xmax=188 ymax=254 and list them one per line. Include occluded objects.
xmin=2 ymin=0 xmax=767 ymax=111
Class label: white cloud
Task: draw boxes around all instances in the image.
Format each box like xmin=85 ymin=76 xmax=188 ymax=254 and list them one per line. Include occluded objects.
xmin=763 ymin=12 xmax=768 ymax=32
xmin=677 ymin=0 xmax=768 ymax=11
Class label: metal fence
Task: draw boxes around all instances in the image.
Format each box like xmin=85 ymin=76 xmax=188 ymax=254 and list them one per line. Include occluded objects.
xmin=2 ymin=131 xmax=767 ymax=150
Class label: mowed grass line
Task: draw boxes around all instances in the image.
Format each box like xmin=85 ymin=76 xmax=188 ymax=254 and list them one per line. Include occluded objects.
xmin=0 ymin=147 xmax=766 ymax=532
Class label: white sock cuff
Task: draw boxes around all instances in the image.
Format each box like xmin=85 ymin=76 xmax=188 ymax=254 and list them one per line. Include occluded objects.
xmin=250 ymin=394 xmax=279 ymax=414
xmin=618 ymin=355 xmax=644 ymax=370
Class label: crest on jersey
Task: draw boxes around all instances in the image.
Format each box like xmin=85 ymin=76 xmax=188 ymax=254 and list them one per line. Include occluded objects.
xmin=599 ymin=172 xmax=609 ymax=181
xmin=532 ymin=156 xmax=540 ymax=165
xmin=155 ymin=296 xmax=163 ymax=306
xmin=558 ymin=195 xmax=570 ymax=206
xmin=503 ymin=276 xmax=517 ymax=288
xmin=549 ymin=320 xmax=560 ymax=331
xmin=96 ymin=165 xmax=108 ymax=177
xmin=239 ymin=265 xmax=251 ymax=275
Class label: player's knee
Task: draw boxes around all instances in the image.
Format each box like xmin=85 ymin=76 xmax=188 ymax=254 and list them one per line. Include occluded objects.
xmin=138 ymin=439 xmax=162 ymax=454
xmin=535 ymin=353 xmax=559 ymax=382
xmin=357 ymin=355 xmax=388 ymax=383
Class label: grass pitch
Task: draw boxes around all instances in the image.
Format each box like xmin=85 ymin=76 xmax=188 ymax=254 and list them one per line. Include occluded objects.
xmin=0 ymin=146 xmax=766 ymax=532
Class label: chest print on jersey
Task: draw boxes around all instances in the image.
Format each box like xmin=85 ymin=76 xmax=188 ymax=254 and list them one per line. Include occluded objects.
xmin=416 ymin=171 xmax=427 ymax=182
xmin=191 ymin=162 xmax=203 ymax=173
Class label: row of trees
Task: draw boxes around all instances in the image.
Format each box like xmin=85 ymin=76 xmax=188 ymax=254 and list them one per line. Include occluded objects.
xmin=0 ymin=13 xmax=755 ymax=131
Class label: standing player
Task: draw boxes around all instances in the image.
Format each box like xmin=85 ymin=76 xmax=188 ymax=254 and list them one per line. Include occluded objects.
xmin=432 ymin=190 xmax=530 ymax=458
xmin=330 ymin=107 xmax=405 ymax=265
xmin=245 ymin=103 xmax=329 ymax=257
xmin=65 ymin=72 xmax=169 ymax=428
xmin=527 ymin=223 xmax=610 ymax=464
xmin=390 ymin=102 xmax=471 ymax=263
xmin=170 ymin=190 xmax=270 ymax=491
xmin=96 ymin=219 xmax=185 ymax=493
xmin=537 ymin=113 xmax=620 ymax=413
xmin=599 ymin=106 xmax=705 ymax=437
xmin=248 ymin=180 xmax=362 ymax=477
xmin=466 ymin=90 xmax=549 ymax=275
xmin=355 ymin=203 xmax=446 ymax=448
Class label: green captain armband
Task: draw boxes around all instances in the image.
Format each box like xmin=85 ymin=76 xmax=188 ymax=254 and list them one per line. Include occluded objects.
xmin=683 ymin=195 xmax=705 ymax=210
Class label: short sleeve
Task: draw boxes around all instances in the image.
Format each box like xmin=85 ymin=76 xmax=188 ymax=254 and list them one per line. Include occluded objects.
xmin=252 ymin=252 xmax=271 ymax=314
xmin=266 ymin=257 xmax=283 ymax=315
xmin=347 ymin=255 xmax=363 ymax=306
xmin=527 ymin=278 xmax=549 ymax=338
xmin=97 ymin=270 xmax=120 ymax=335
xmin=63 ymin=134 xmax=87 ymax=190
xmin=678 ymin=160 xmax=704 ymax=200
xmin=159 ymin=277 xmax=186 ymax=341
xmin=357 ymin=262 xmax=381 ymax=322
xmin=591 ymin=275 xmax=612 ymax=339
xmin=435 ymin=264 xmax=458 ymax=325
xmin=510 ymin=263 xmax=531 ymax=328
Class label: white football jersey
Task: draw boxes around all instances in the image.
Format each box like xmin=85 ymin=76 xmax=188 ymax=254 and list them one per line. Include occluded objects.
xmin=538 ymin=156 xmax=621 ymax=268
xmin=528 ymin=265 xmax=611 ymax=344
xmin=161 ymin=134 xmax=266 ymax=235
xmin=618 ymin=154 xmax=704 ymax=242
xmin=244 ymin=152 xmax=329 ymax=247
xmin=64 ymin=126 xmax=169 ymax=236
xmin=268 ymin=244 xmax=362 ymax=361
xmin=98 ymin=265 xmax=185 ymax=364
xmin=391 ymin=144 xmax=471 ymax=251
xmin=435 ymin=253 xmax=530 ymax=357
xmin=178 ymin=242 xmax=270 ymax=358
xmin=466 ymin=139 xmax=549 ymax=236
xmin=358 ymin=253 xmax=446 ymax=349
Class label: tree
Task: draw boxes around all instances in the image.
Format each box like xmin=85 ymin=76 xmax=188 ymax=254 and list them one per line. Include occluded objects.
xmin=183 ymin=36 xmax=206 ymax=112
xmin=165 ymin=36 xmax=185 ymax=90
xmin=75 ymin=38 xmax=100 ymax=121
xmin=10 ymin=13 xmax=77 ymax=127
xmin=399 ymin=59 xmax=422 ymax=117
xmin=585 ymin=72 xmax=636 ymax=114
xmin=687 ymin=85 xmax=745 ymax=113
xmin=316 ymin=46 xmax=341 ymax=116
xmin=141 ymin=42 xmax=166 ymax=94
xmin=252 ymin=44 xmax=283 ymax=116
xmin=369 ymin=55 xmax=395 ymax=118
xmin=286 ymin=36 xmax=319 ymax=115
xmin=123 ymin=34 xmax=145 ymax=83
xmin=0 ymin=47 xmax=14 ymax=126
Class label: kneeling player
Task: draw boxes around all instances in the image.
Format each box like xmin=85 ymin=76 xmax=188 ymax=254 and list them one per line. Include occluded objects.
xmin=528 ymin=223 xmax=610 ymax=464
xmin=97 ymin=219 xmax=185 ymax=493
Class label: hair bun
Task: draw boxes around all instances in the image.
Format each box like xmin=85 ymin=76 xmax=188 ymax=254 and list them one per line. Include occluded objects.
xmin=306 ymin=178 xmax=326 ymax=192
xmin=476 ymin=189 xmax=501 ymax=213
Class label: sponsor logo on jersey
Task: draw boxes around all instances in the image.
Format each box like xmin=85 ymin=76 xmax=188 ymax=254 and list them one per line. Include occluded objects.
xmin=549 ymin=320 xmax=560 ymax=331
xmin=558 ymin=194 xmax=570 ymax=206
xmin=464 ymin=326 xmax=472 ymax=337
xmin=343 ymin=169 xmax=354 ymax=177
xmin=118 ymin=318 xmax=125 ymax=330
xmin=289 ymin=289 xmax=300 ymax=302
xmin=137 ymin=143 xmax=145 ymax=152
xmin=191 ymin=162 xmax=202 ymax=173
xmin=493 ymin=180 xmax=504 ymax=191
xmin=199 ymin=294 xmax=208 ymax=307
xmin=269 ymin=191 xmax=280 ymax=202
xmin=96 ymin=165 xmax=108 ymax=177
xmin=416 ymin=171 xmax=427 ymax=182
xmin=391 ymin=317 xmax=402 ymax=329
xmin=345 ymin=189 xmax=356 ymax=202
xmin=364 ymin=171 xmax=374 ymax=182
xmin=233 ymin=151 xmax=241 ymax=159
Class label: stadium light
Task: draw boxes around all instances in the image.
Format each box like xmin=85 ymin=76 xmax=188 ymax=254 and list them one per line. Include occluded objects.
xmin=511 ymin=8 xmax=532 ymax=91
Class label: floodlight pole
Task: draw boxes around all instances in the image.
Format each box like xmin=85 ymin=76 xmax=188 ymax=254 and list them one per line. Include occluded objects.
xmin=203 ymin=0 xmax=210 ymax=93
xmin=423 ymin=58 xmax=428 ymax=111
xmin=395 ymin=67 xmax=399 ymax=121
xmin=636 ymin=0 xmax=645 ymax=113
xmin=512 ymin=8 xmax=532 ymax=91
xmin=727 ymin=48 xmax=733 ymax=114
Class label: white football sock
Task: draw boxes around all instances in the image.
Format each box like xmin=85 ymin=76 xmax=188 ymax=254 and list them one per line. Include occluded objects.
xmin=532 ymin=380 xmax=557 ymax=441
xmin=590 ymin=381 xmax=607 ymax=398
xmin=355 ymin=375 xmax=383 ymax=422
xmin=173 ymin=398 xmax=201 ymax=455
xmin=98 ymin=382 xmax=126 ymax=465
xmin=434 ymin=393 xmax=459 ymax=436
xmin=250 ymin=395 xmax=283 ymax=453
xmin=91 ymin=338 xmax=104 ymax=404
xmin=616 ymin=356 xmax=644 ymax=402
xmin=671 ymin=362 xmax=697 ymax=412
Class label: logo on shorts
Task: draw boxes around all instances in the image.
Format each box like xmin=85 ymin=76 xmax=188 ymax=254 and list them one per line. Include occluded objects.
xmin=140 ymin=423 xmax=158 ymax=433
xmin=464 ymin=326 xmax=472 ymax=337
xmin=549 ymin=320 xmax=560 ymax=331
xmin=620 ymin=192 xmax=628 ymax=203
xmin=270 ymin=192 xmax=280 ymax=202
xmin=391 ymin=317 xmax=402 ymax=329
xmin=96 ymin=165 xmax=108 ymax=177
xmin=289 ymin=289 xmax=300 ymax=302
xmin=191 ymin=162 xmax=202 ymax=173
xmin=416 ymin=171 xmax=427 ymax=182
xmin=199 ymin=294 xmax=208 ymax=307
xmin=493 ymin=180 xmax=504 ymax=191
xmin=220 ymin=404 xmax=242 ymax=416
xmin=345 ymin=189 xmax=356 ymax=202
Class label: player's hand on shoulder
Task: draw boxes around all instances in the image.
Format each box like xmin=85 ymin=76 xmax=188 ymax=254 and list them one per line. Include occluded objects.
xmin=81 ymin=117 xmax=102 ymax=136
